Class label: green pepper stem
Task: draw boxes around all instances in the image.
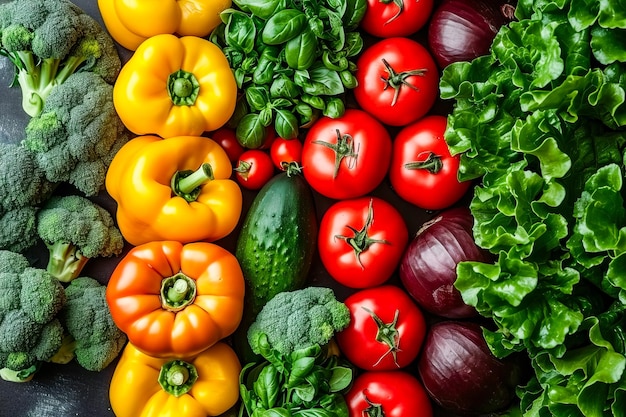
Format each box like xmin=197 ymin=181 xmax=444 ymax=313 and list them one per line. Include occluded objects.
xmin=158 ymin=360 xmax=199 ymax=397
xmin=160 ymin=273 xmax=197 ymax=312
xmin=171 ymin=163 xmax=214 ymax=203
xmin=167 ymin=69 xmax=200 ymax=106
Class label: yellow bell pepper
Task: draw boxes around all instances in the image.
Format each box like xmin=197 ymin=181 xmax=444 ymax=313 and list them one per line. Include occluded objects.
xmin=98 ymin=0 xmax=232 ymax=51
xmin=105 ymin=134 xmax=242 ymax=246
xmin=109 ymin=342 xmax=241 ymax=417
xmin=113 ymin=34 xmax=237 ymax=138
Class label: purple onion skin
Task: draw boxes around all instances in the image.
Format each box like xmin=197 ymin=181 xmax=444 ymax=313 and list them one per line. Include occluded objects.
xmin=399 ymin=207 xmax=490 ymax=318
xmin=427 ymin=0 xmax=516 ymax=69
xmin=417 ymin=321 xmax=521 ymax=415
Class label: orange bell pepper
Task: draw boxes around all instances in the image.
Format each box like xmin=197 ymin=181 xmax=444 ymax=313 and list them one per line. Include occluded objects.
xmin=109 ymin=342 xmax=241 ymax=417
xmin=106 ymin=240 xmax=245 ymax=358
xmin=98 ymin=0 xmax=232 ymax=51
xmin=105 ymin=134 xmax=242 ymax=246
xmin=112 ymin=34 xmax=237 ymax=138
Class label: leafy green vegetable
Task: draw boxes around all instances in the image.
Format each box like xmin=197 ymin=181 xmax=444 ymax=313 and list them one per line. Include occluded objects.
xmin=211 ymin=0 xmax=365 ymax=144
xmin=442 ymin=0 xmax=626 ymax=414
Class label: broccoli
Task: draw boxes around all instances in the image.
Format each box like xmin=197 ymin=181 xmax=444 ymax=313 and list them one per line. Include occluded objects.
xmin=36 ymin=194 xmax=125 ymax=283
xmin=22 ymin=71 xmax=132 ymax=196
xmin=0 ymin=250 xmax=67 ymax=382
xmin=247 ymin=287 xmax=351 ymax=357
xmin=0 ymin=0 xmax=121 ymax=117
xmin=0 ymin=207 xmax=39 ymax=253
xmin=52 ymin=277 xmax=126 ymax=372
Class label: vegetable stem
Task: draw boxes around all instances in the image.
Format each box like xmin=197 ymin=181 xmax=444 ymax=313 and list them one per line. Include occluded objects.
xmin=167 ymin=69 xmax=200 ymax=106
xmin=158 ymin=360 xmax=198 ymax=397
xmin=404 ymin=151 xmax=443 ymax=174
xmin=380 ymin=58 xmax=426 ymax=106
xmin=311 ymin=129 xmax=360 ymax=178
xmin=160 ymin=273 xmax=197 ymax=311
xmin=171 ymin=163 xmax=214 ymax=203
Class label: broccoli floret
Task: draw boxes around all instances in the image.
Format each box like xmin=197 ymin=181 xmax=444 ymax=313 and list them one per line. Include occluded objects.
xmin=0 ymin=142 xmax=55 ymax=212
xmin=0 ymin=0 xmax=121 ymax=117
xmin=54 ymin=277 xmax=126 ymax=371
xmin=22 ymin=71 xmax=131 ymax=196
xmin=36 ymin=195 xmax=124 ymax=283
xmin=0 ymin=206 xmax=39 ymax=253
xmin=247 ymin=287 xmax=351 ymax=356
xmin=0 ymin=252 xmax=66 ymax=382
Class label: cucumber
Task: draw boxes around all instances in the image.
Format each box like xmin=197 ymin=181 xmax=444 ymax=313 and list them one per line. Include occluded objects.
xmin=233 ymin=170 xmax=318 ymax=361
xmin=235 ymin=170 xmax=318 ymax=316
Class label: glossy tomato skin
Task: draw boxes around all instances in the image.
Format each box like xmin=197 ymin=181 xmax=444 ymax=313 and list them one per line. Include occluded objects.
xmin=336 ymin=285 xmax=427 ymax=371
xmin=354 ymin=37 xmax=439 ymax=127
xmin=389 ymin=115 xmax=472 ymax=210
xmin=302 ymin=109 xmax=392 ymax=200
xmin=361 ymin=0 xmax=434 ymax=38
xmin=346 ymin=371 xmax=433 ymax=417
xmin=270 ymin=137 xmax=303 ymax=171
xmin=235 ymin=149 xmax=275 ymax=190
xmin=211 ymin=127 xmax=245 ymax=162
xmin=318 ymin=196 xmax=408 ymax=288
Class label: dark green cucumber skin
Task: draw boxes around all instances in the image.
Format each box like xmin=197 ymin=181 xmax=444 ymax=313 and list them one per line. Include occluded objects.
xmin=236 ymin=171 xmax=318 ymax=316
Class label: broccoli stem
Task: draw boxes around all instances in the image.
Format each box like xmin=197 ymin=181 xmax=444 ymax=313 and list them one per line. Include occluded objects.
xmin=48 ymin=334 xmax=77 ymax=365
xmin=171 ymin=163 xmax=214 ymax=203
xmin=45 ymin=242 xmax=89 ymax=283
xmin=0 ymin=365 xmax=38 ymax=383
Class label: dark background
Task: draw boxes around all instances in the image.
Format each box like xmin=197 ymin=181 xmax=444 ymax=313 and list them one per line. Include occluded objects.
xmin=0 ymin=0 xmax=467 ymax=416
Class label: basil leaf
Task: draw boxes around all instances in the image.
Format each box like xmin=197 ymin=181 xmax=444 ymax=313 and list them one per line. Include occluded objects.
xmin=294 ymin=65 xmax=344 ymax=96
xmin=285 ymin=29 xmax=318 ymax=70
xmin=234 ymin=0 xmax=285 ymax=19
xmin=342 ymin=0 xmax=367 ymax=29
xmin=323 ymin=97 xmax=345 ymax=118
xmin=328 ymin=366 xmax=352 ymax=392
xmin=287 ymin=357 xmax=316 ymax=387
xmin=262 ymin=9 xmax=307 ymax=45
xmin=236 ymin=113 xmax=266 ymax=148
xmin=274 ymin=109 xmax=299 ymax=139
xmin=270 ymin=75 xmax=300 ymax=99
xmin=224 ymin=10 xmax=256 ymax=53
xmin=246 ymin=86 xmax=270 ymax=111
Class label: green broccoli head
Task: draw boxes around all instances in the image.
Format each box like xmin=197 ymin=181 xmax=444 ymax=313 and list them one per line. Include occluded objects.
xmin=0 ymin=0 xmax=121 ymax=117
xmin=23 ymin=72 xmax=131 ymax=196
xmin=247 ymin=287 xmax=351 ymax=356
xmin=58 ymin=277 xmax=126 ymax=372
xmin=36 ymin=194 xmax=124 ymax=283
xmin=0 ymin=207 xmax=39 ymax=254
xmin=0 ymin=255 xmax=66 ymax=382
xmin=0 ymin=142 xmax=56 ymax=212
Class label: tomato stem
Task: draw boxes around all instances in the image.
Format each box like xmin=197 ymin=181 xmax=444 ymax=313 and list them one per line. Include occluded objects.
xmin=158 ymin=360 xmax=198 ymax=397
xmin=335 ymin=198 xmax=389 ymax=268
xmin=160 ymin=273 xmax=197 ymax=312
xmin=171 ymin=163 xmax=214 ymax=203
xmin=379 ymin=0 xmax=404 ymax=24
xmin=167 ymin=69 xmax=200 ymax=106
xmin=311 ymin=129 xmax=360 ymax=178
xmin=362 ymin=307 xmax=401 ymax=367
xmin=380 ymin=58 xmax=427 ymax=106
xmin=363 ymin=394 xmax=385 ymax=417
xmin=404 ymin=151 xmax=443 ymax=174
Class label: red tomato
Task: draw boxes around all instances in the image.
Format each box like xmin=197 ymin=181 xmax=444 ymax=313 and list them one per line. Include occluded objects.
xmin=346 ymin=371 xmax=433 ymax=417
xmin=389 ymin=115 xmax=471 ymax=210
xmin=270 ymin=137 xmax=303 ymax=171
xmin=353 ymin=37 xmax=439 ymax=127
xmin=336 ymin=285 xmax=426 ymax=370
xmin=361 ymin=0 xmax=434 ymax=38
xmin=234 ymin=150 xmax=275 ymax=190
xmin=211 ymin=127 xmax=245 ymax=162
xmin=318 ymin=196 xmax=408 ymax=288
xmin=301 ymin=109 xmax=392 ymax=200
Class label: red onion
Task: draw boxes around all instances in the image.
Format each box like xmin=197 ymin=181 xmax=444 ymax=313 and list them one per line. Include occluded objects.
xmin=417 ymin=321 xmax=521 ymax=415
xmin=399 ymin=207 xmax=489 ymax=319
xmin=427 ymin=0 xmax=516 ymax=69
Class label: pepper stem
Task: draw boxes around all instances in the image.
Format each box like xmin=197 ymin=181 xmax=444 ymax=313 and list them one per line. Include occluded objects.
xmin=171 ymin=163 xmax=214 ymax=203
xmin=380 ymin=58 xmax=427 ymax=106
xmin=311 ymin=129 xmax=360 ymax=178
xmin=404 ymin=151 xmax=443 ymax=174
xmin=158 ymin=360 xmax=199 ymax=397
xmin=160 ymin=273 xmax=197 ymax=312
xmin=167 ymin=69 xmax=200 ymax=106
xmin=335 ymin=198 xmax=389 ymax=268
xmin=362 ymin=307 xmax=401 ymax=367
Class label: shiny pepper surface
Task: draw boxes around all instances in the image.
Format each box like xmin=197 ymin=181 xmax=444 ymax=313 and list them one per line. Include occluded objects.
xmin=109 ymin=342 xmax=241 ymax=417
xmin=113 ymin=34 xmax=237 ymax=138
xmin=106 ymin=241 xmax=246 ymax=358
xmin=105 ymin=134 xmax=242 ymax=246
xmin=98 ymin=0 xmax=232 ymax=51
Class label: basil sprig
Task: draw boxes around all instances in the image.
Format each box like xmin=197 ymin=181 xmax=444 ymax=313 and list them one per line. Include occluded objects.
xmin=211 ymin=0 xmax=366 ymax=147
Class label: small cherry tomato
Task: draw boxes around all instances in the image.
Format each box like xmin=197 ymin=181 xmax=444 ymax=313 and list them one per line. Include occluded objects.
xmin=336 ymin=285 xmax=427 ymax=371
xmin=353 ymin=37 xmax=439 ymax=126
xmin=270 ymin=137 xmax=303 ymax=171
xmin=361 ymin=0 xmax=434 ymax=38
xmin=346 ymin=371 xmax=433 ymax=417
xmin=234 ymin=150 xmax=275 ymax=190
xmin=318 ymin=196 xmax=408 ymax=288
xmin=389 ymin=115 xmax=471 ymax=210
xmin=211 ymin=127 xmax=245 ymax=162
xmin=302 ymin=109 xmax=392 ymax=200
